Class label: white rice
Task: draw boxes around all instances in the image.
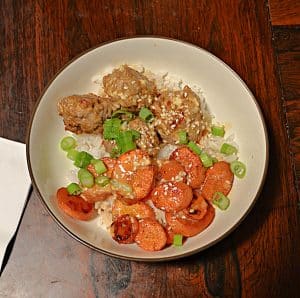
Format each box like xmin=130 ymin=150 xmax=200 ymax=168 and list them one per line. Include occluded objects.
xmin=75 ymin=134 xmax=108 ymax=159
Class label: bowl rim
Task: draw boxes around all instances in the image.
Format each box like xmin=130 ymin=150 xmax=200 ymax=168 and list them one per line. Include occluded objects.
xmin=26 ymin=35 xmax=269 ymax=262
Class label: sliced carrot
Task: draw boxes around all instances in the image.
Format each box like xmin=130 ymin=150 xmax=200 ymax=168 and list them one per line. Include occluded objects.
xmin=112 ymin=214 xmax=139 ymax=244
xmin=135 ymin=218 xmax=167 ymax=251
xmin=80 ymin=184 xmax=112 ymax=203
xmin=150 ymin=181 xmax=193 ymax=212
xmin=112 ymin=149 xmax=154 ymax=200
xmin=201 ymin=161 xmax=234 ymax=200
xmin=157 ymin=160 xmax=186 ymax=183
xmin=112 ymin=199 xmax=155 ymax=220
xmin=165 ymin=203 xmax=215 ymax=237
xmin=183 ymin=194 xmax=208 ymax=220
xmin=57 ymin=187 xmax=95 ymax=221
xmin=170 ymin=146 xmax=206 ymax=189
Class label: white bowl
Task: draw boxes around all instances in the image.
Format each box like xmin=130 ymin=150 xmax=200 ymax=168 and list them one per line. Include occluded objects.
xmin=27 ymin=37 xmax=268 ymax=261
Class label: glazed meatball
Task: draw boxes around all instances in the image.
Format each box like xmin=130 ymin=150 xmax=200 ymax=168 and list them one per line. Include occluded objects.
xmin=150 ymin=86 xmax=206 ymax=144
xmin=57 ymin=93 xmax=120 ymax=134
xmin=103 ymin=65 xmax=156 ymax=110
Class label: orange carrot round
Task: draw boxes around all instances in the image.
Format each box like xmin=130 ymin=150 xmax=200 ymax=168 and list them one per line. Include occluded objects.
xmin=57 ymin=187 xmax=95 ymax=221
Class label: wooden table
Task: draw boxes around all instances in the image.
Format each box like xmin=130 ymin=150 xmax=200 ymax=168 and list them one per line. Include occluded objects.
xmin=1 ymin=1 xmax=299 ymax=297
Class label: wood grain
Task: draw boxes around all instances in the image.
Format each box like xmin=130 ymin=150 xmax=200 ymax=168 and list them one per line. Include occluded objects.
xmin=273 ymin=27 xmax=300 ymax=192
xmin=0 ymin=0 xmax=300 ymax=297
xmin=269 ymin=0 xmax=300 ymax=25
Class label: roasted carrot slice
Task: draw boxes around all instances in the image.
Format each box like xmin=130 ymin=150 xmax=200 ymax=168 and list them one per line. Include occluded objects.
xmin=157 ymin=160 xmax=187 ymax=183
xmin=135 ymin=218 xmax=167 ymax=251
xmin=165 ymin=203 xmax=215 ymax=237
xmin=112 ymin=199 xmax=155 ymax=220
xmin=201 ymin=161 xmax=234 ymax=200
xmin=183 ymin=194 xmax=208 ymax=220
xmin=112 ymin=214 xmax=139 ymax=244
xmin=150 ymin=181 xmax=193 ymax=212
xmin=80 ymin=184 xmax=112 ymax=203
xmin=170 ymin=146 xmax=206 ymax=189
xmin=57 ymin=187 xmax=95 ymax=221
xmin=112 ymin=149 xmax=154 ymax=200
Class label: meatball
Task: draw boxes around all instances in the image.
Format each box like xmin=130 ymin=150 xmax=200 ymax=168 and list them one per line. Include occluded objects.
xmin=150 ymin=85 xmax=205 ymax=144
xmin=103 ymin=65 xmax=156 ymax=110
xmin=128 ymin=118 xmax=160 ymax=156
xmin=57 ymin=93 xmax=120 ymax=134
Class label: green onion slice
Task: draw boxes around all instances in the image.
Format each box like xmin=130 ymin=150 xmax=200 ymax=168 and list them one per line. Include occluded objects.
xmin=211 ymin=125 xmax=225 ymax=137
xmin=112 ymin=109 xmax=133 ymax=121
xmin=212 ymin=192 xmax=230 ymax=210
xmin=230 ymin=160 xmax=246 ymax=178
xmin=60 ymin=136 xmax=76 ymax=151
xmin=66 ymin=183 xmax=82 ymax=195
xmin=91 ymin=159 xmax=107 ymax=174
xmin=95 ymin=175 xmax=110 ymax=187
xmin=67 ymin=149 xmax=79 ymax=161
xmin=78 ymin=169 xmax=94 ymax=188
xmin=115 ymin=130 xmax=137 ymax=154
xmin=200 ymin=152 xmax=213 ymax=168
xmin=187 ymin=141 xmax=202 ymax=155
xmin=178 ymin=130 xmax=188 ymax=144
xmin=103 ymin=118 xmax=122 ymax=140
xmin=139 ymin=107 xmax=154 ymax=122
xmin=74 ymin=151 xmax=94 ymax=168
xmin=220 ymin=143 xmax=238 ymax=155
xmin=173 ymin=234 xmax=183 ymax=246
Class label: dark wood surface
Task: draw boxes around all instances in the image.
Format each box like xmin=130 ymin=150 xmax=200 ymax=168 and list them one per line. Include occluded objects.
xmin=1 ymin=1 xmax=299 ymax=297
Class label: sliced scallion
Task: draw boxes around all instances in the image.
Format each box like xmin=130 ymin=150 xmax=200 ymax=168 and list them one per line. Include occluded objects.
xmin=74 ymin=151 xmax=94 ymax=168
xmin=212 ymin=192 xmax=230 ymax=210
xmin=103 ymin=118 xmax=122 ymax=140
xmin=200 ymin=152 xmax=213 ymax=168
xmin=115 ymin=130 xmax=137 ymax=154
xmin=220 ymin=143 xmax=238 ymax=155
xmin=173 ymin=234 xmax=183 ymax=246
xmin=95 ymin=175 xmax=110 ymax=187
xmin=139 ymin=107 xmax=154 ymax=122
xmin=211 ymin=125 xmax=225 ymax=137
xmin=78 ymin=169 xmax=94 ymax=188
xmin=187 ymin=141 xmax=202 ymax=155
xmin=60 ymin=136 xmax=76 ymax=151
xmin=178 ymin=130 xmax=188 ymax=144
xmin=230 ymin=160 xmax=246 ymax=178
xmin=91 ymin=159 xmax=107 ymax=174
xmin=67 ymin=149 xmax=79 ymax=161
xmin=66 ymin=183 xmax=82 ymax=195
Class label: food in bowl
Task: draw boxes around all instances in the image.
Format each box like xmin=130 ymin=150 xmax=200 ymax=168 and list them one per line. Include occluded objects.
xmin=55 ymin=64 xmax=246 ymax=251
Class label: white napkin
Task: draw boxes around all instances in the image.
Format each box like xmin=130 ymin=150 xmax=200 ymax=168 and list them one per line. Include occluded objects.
xmin=0 ymin=137 xmax=31 ymax=269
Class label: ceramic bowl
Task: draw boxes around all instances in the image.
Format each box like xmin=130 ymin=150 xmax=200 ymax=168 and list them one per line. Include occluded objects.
xmin=27 ymin=37 xmax=268 ymax=261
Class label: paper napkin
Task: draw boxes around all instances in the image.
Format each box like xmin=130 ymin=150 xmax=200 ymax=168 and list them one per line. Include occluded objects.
xmin=0 ymin=137 xmax=31 ymax=270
